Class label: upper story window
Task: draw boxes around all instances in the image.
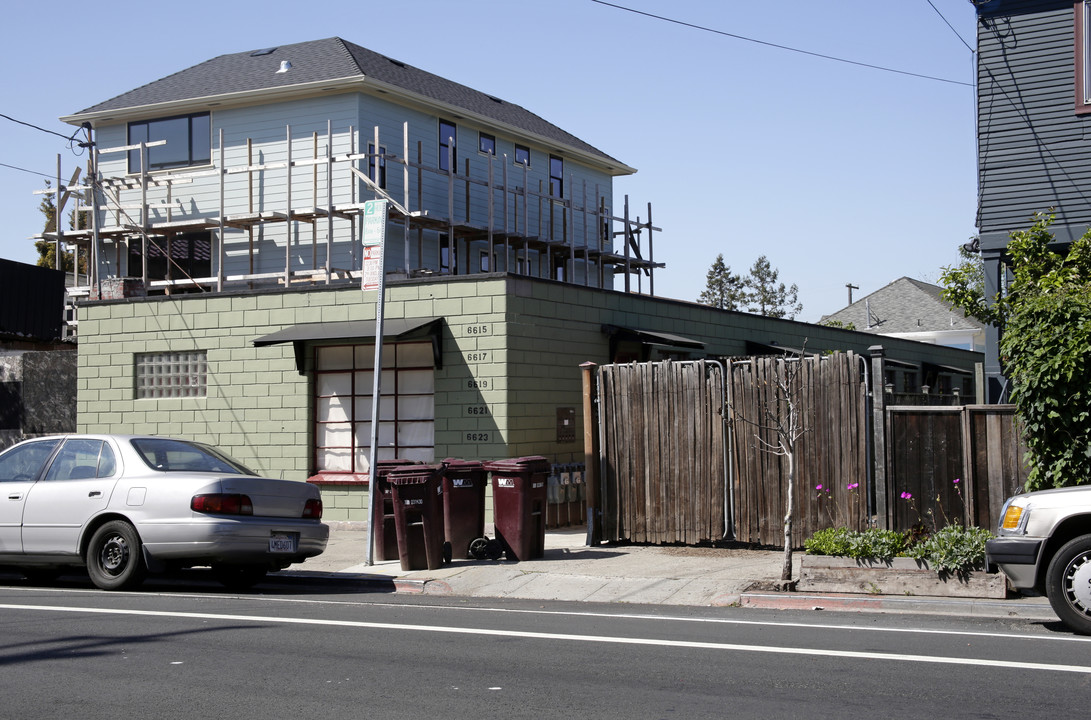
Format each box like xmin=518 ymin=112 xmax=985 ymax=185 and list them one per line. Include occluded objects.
xmin=515 ymin=144 xmax=530 ymax=167
xmin=479 ymin=132 xmax=495 ymax=155
xmin=549 ymin=155 xmax=564 ymax=198
xmin=1078 ymin=2 xmax=1091 ymax=114
xmin=368 ymin=143 xmax=387 ymax=189
xmin=439 ymin=119 xmax=457 ymax=172
xmin=127 ymin=112 xmax=211 ymax=173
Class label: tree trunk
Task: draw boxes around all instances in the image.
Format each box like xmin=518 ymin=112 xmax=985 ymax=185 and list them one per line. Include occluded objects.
xmin=781 ymin=447 xmax=795 ymax=581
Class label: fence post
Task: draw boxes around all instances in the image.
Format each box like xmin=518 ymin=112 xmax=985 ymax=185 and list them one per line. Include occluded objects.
xmin=580 ymin=362 xmax=600 ymax=545
xmin=869 ymin=346 xmax=889 ymax=529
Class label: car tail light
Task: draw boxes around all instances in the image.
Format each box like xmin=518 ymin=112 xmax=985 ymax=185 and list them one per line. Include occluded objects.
xmin=192 ymin=493 xmax=254 ymax=516
xmin=302 ymin=498 xmax=323 ymax=519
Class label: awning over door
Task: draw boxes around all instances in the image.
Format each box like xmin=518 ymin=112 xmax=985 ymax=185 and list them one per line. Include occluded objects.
xmin=253 ymin=317 xmax=444 ymax=373
xmin=601 ymin=324 xmax=705 ymax=349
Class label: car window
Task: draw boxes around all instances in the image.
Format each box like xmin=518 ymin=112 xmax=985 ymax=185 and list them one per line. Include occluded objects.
xmin=43 ymin=438 xmax=115 ymax=481
xmin=129 ymin=438 xmax=255 ymax=475
xmin=0 ymin=439 xmax=62 ymax=482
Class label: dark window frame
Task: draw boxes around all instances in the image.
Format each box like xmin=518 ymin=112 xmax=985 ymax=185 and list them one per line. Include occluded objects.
xmin=439 ymin=119 xmax=457 ymax=172
xmin=1077 ymin=2 xmax=1091 ymax=114
xmin=515 ymin=144 xmax=530 ymax=167
xmin=479 ymin=132 xmax=496 ymax=155
xmin=549 ymin=155 xmax=564 ymax=197
xmin=127 ymin=112 xmax=212 ymax=173
xmin=368 ymin=143 xmax=387 ymax=189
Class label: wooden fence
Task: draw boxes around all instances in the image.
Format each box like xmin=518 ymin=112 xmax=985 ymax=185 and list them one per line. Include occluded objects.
xmin=883 ymin=405 xmax=1027 ymax=533
xmin=728 ymin=353 xmax=869 ymax=547
xmin=596 ymin=360 xmax=727 ymax=544
xmin=589 ymin=353 xmax=1027 ymax=548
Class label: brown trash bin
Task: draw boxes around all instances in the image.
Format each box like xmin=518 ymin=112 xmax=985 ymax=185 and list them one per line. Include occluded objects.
xmin=387 ymin=464 xmax=447 ymax=571
xmin=441 ymin=459 xmax=488 ymax=559
xmin=370 ymin=459 xmax=421 ymax=562
xmin=484 ymin=456 xmax=550 ymax=561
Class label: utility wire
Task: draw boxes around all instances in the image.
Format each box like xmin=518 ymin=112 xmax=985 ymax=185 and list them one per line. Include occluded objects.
xmin=590 ymin=0 xmax=974 ymax=87
xmin=0 ymin=112 xmax=81 ymax=142
xmin=925 ymin=0 xmax=974 ymax=53
xmin=0 ymin=160 xmax=58 ymax=179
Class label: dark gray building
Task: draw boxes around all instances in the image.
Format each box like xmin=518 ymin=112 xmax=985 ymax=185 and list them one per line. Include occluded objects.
xmin=975 ymin=0 xmax=1091 ymax=401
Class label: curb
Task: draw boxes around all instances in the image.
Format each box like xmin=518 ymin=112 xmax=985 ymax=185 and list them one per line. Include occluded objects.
xmin=739 ymin=590 xmax=1057 ymax=621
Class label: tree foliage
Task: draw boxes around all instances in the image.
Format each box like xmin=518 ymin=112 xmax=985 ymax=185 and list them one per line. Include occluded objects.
xmin=942 ymin=213 xmax=1091 ymax=490
xmin=34 ymin=179 xmax=84 ymax=274
xmin=696 ymin=253 xmax=803 ymax=319
xmin=696 ymin=254 xmax=747 ymax=310
xmin=939 ymin=240 xmax=989 ymax=324
xmin=744 ymin=255 xmax=802 ymax=320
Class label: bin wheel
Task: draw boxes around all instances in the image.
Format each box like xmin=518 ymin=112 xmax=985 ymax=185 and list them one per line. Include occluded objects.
xmin=469 ymin=537 xmax=490 ymax=560
xmin=442 ymin=541 xmax=453 ymax=564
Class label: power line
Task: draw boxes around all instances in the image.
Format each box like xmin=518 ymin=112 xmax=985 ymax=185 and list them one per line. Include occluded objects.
xmin=0 ymin=160 xmax=57 ymax=180
xmin=925 ymin=0 xmax=975 ymax=53
xmin=0 ymin=112 xmax=81 ymax=142
xmin=590 ymin=0 xmax=974 ymax=88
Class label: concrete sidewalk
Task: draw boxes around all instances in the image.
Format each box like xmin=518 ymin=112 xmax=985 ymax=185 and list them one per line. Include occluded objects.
xmin=282 ymin=525 xmax=1057 ymax=622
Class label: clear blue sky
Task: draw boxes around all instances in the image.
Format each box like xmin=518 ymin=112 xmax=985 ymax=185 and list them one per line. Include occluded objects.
xmin=0 ymin=0 xmax=979 ymax=322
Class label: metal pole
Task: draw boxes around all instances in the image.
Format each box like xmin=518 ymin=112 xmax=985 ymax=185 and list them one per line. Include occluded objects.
xmin=363 ymin=200 xmax=390 ymax=566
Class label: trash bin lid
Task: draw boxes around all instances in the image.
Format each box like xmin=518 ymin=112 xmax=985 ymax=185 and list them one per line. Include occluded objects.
xmin=484 ymin=456 xmax=552 ymax=473
xmin=374 ymin=459 xmax=422 ymax=477
xmin=387 ymin=463 xmax=445 ymax=484
xmin=442 ymin=458 xmax=484 ymax=469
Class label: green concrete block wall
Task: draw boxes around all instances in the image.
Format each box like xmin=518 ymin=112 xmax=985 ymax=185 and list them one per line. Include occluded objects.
xmin=76 ymin=273 xmax=982 ymax=522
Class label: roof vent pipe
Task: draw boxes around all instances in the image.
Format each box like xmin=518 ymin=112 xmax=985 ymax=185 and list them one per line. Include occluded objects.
xmin=276 ymin=60 xmax=292 ymax=73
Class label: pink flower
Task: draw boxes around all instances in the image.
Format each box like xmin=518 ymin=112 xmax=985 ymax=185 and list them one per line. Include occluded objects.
xmin=953 ymin=478 xmax=960 ymax=484
xmin=901 ymin=492 xmax=913 ymax=500
xmin=816 ymin=484 xmax=823 ymax=491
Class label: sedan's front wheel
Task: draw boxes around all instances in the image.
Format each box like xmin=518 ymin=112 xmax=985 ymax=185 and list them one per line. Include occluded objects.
xmin=1046 ymin=534 xmax=1091 ymax=635
xmin=86 ymin=520 xmax=147 ymax=591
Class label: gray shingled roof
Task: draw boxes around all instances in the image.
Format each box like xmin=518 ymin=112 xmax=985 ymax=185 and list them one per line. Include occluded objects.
xmin=820 ymin=277 xmax=984 ymax=334
xmin=68 ymin=37 xmax=626 ymax=169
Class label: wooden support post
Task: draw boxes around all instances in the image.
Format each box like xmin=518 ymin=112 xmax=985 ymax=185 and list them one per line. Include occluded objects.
xmin=581 ymin=362 xmax=601 ymax=545
xmin=285 ymin=125 xmax=293 ymax=287
xmin=218 ymin=128 xmax=226 ymax=292
xmin=869 ymin=345 xmax=889 ymax=529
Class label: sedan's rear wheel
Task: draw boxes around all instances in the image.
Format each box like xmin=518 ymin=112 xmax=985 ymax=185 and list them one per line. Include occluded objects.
xmin=211 ymin=564 xmax=267 ymax=591
xmin=1046 ymin=534 xmax=1091 ymax=635
xmin=86 ymin=520 xmax=147 ymax=591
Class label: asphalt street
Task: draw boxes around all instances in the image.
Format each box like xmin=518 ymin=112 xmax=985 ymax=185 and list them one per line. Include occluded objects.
xmin=0 ymin=577 xmax=1087 ymax=719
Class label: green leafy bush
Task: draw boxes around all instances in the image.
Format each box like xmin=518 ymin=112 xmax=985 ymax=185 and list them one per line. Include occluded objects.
xmin=804 ymin=527 xmax=909 ymax=563
xmin=804 ymin=524 xmax=991 ymax=574
xmin=906 ymin=525 xmax=992 ymax=574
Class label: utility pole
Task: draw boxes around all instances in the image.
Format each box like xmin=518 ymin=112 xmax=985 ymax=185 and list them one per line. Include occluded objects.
xmin=846 ymin=283 xmax=859 ymax=305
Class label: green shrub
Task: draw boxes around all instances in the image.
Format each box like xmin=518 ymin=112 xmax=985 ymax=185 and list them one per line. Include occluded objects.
xmin=804 ymin=524 xmax=992 ymax=575
xmin=803 ymin=527 xmax=853 ymax=556
xmin=907 ymin=524 xmax=991 ymax=574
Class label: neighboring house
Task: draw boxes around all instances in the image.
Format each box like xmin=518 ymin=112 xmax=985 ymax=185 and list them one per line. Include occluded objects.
xmin=974 ymin=0 xmax=1091 ymax=402
xmin=0 ymin=259 xmax=76 ymax=448
xmin=822 ymin=277 xmax=984 ymax=352
xmin=821 ymin=278 xmax=984 ymax=400
xmin=52 ymin=38 xmax=984 ymax=523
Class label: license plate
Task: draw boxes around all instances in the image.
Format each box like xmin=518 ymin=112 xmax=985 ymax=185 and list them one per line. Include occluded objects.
xmin=269 ymin=533 xmax=296 ymax=553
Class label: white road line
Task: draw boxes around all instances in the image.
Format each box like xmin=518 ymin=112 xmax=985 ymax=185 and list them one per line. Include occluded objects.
xmin=1 ymin=586 xmax=1078 ymax=644
xmin=1 ymin=602 xmax=1088 ymax=674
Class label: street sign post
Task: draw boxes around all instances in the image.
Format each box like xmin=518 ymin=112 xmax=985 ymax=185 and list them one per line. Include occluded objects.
xmin=362 ymin=199 xmax=389 ymax=566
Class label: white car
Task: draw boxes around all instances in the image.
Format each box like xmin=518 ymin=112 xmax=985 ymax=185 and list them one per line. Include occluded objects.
xmin=0 ymin=435 xmax=328 ymax=590
xmin=987 ymin=486 xmax=1091 ymax=634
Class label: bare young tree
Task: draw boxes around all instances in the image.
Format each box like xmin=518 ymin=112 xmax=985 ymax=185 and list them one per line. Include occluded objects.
xmin=745 ymin=349 xmax=809 ymax=583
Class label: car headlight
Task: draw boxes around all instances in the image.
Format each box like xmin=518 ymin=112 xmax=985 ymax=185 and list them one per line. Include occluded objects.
xmin=999 ymin=499 xmax=1030 ymax=534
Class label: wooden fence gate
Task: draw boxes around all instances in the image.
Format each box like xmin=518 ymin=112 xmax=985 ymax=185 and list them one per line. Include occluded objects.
xmin=596 ymin=360 xmax=727 ymax=544
xmin=589 ymin=352 xmax=1027 ymax=549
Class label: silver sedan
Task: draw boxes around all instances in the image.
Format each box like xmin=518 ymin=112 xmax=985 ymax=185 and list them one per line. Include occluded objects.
xmin=0 ymin=434 xmax=329 ymax=590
